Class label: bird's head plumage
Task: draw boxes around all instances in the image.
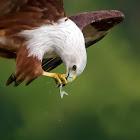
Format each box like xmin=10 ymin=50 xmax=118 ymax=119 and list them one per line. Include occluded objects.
xmin=65 ymin=43 xmax=87 ymax=83
xmin=56 ymin=19 xmax=87 ymax=83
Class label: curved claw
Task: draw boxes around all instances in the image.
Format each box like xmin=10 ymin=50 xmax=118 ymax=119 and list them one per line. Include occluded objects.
xmin=6 ymin=74 xmax=17 ymax=86
xmin=57 ymin=83 xmax=66 ymax=88
xmin=55 ymin=74 xmax=67 ymax=87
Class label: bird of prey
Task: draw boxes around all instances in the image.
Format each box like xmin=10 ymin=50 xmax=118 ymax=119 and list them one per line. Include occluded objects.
xmin=0 ymin=0 xmax=124 ymax=97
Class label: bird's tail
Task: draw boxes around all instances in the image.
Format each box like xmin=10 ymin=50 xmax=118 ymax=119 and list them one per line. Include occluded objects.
xmin=42 ymin=57 xmax=63 ymax=72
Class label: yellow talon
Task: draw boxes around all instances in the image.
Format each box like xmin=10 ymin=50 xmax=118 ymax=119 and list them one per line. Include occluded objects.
xmin=58 ymin=74 xmax=67 ymax=84
xmin=42 ymin=72 xmax=67 ymax=85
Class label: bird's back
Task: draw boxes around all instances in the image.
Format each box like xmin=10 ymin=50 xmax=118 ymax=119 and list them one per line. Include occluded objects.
xmin=0 ymin=0 xmax=66 ymax=59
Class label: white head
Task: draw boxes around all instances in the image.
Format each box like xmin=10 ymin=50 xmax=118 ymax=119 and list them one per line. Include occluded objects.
xmin=57 ymin=18 xmax=87 ymax=83
xmin=65 ymin=50 xmax=87 ymax=83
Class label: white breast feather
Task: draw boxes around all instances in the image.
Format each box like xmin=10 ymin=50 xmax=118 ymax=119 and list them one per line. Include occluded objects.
xmin=20 ymin=18 xmax=87 ymax=75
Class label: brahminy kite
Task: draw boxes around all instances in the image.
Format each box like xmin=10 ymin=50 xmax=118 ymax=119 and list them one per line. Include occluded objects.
xmin=0 ymin=0 xmax=124 ymax=97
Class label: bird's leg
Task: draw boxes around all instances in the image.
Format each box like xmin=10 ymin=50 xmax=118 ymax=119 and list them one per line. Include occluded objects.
xmin=42 ymin=71 xmax=67 ymax=85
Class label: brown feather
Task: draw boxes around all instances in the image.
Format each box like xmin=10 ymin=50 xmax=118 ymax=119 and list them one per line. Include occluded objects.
xmin=70 ymin=10 xmax=124 ymax=30
xmin=6 ymin=73 xmax=17 ymax=86
xmin=6 ymin=46 xmax=43 ymax=86
xmin=0 ymin=49 xmax=16 ymax=59
xmin=0 ymin=0 xmax=22 ymax=17
xmin=0 ymin=0 xmax=66 ymax=60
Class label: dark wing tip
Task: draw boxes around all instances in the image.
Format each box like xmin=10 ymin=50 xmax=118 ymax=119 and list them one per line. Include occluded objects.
xmin=42 ymin=57 xmax=63 ymax=72
xmin=90 ymin=10 xmax=125 ymax=31
xmin=100 ymin=10 xmax=125 ymax=30
xmin=26 ymin=78 xmax=36 ymax=86
xmin=6 ymin=74 xmax=16 ymax=86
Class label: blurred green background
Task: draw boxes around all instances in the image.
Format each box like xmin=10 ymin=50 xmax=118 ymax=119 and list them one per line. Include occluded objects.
xmin=0 ymin=0 xmax=140 ymax=140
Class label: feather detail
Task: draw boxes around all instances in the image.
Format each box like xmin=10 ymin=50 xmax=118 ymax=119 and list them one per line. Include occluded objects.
xmin=6 ymin=46 xmax=43 ymax=86
xmin=6 ymin=73 xmax=17 ymax=86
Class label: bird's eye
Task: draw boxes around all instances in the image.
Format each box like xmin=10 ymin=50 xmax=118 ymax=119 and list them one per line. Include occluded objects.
xmin=72 ymin=65 xmax=77 ymax=71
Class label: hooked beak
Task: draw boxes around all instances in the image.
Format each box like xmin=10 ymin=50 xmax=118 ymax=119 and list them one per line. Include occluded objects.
xmin=66 ymin=70 xmax=76 ymax=83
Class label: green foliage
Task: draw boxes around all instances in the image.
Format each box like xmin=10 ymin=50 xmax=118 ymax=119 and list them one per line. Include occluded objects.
xmin=0 ymin=0 xmax=140 ymax=140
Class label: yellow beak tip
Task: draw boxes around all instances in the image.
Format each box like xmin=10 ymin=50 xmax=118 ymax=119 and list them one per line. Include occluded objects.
xmin=73 ymin=76 xmax=76 ymax=80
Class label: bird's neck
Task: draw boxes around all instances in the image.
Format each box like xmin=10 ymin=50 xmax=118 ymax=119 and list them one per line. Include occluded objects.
xmin=19 ymin=18 xmax=86 ymax=62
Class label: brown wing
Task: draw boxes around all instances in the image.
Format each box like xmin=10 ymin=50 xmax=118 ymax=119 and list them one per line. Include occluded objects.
xmin=0 ymin=0 xmax=22 ymax=17
xmin=70 ymin=10 xmax=124 ymax=48
xmin=0 ymin=0 xmax=66 ymax=33
xmin=0 ymin=0 xmax=65 ymax=18
xmin=0 ymin=0 xmax=66 ymax=58
xmin=42 ymin=10 xmax=125 ymax=72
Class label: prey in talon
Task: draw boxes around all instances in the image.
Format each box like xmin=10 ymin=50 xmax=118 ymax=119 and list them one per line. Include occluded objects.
xmin=0 ymin=0 xmax=124 ymax=98
xmin=60 ymin=85 xmax=68 ymax=99
xmin=43 ymin=68 xmax=78 ymax=98
xmin=54 ymin=74 xmax=68 ymax=98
